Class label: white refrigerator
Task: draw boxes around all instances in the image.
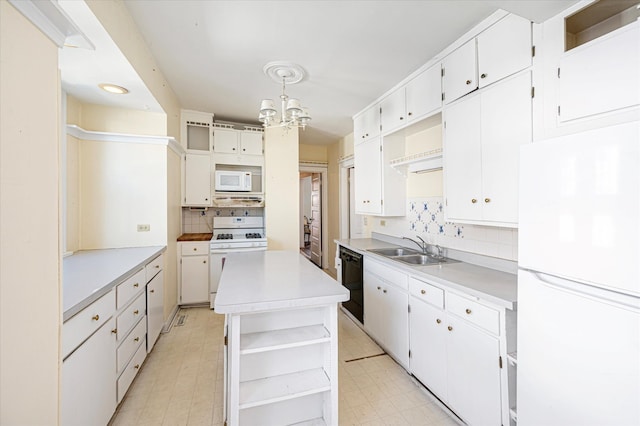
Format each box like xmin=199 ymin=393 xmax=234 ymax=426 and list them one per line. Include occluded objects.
xmin=517 ymin=121 xmax=640 ymax=426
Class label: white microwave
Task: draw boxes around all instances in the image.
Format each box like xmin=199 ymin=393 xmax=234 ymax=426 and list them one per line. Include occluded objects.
xmin=215 ymin=170 xmax=252 ymax=192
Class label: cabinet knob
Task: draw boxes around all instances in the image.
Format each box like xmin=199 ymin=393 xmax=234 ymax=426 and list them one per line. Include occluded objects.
xmin=232 ymin=147 xmax=236 ymax=150
xmin=466 ymin=79 xmax=472 ymax=85
xmin=242 ymin=148 xmax=246 ymax=151
xmin=111 ymin=328 xmax=117 ymax=334
xmin=134 ymin=337 xmax=140 ymax=342
xmin=408 ymin=112 xmax=413 ymax=116
xmin=134 ymin=310 xmax=139 ymax=315
xmin=436 ymin=319 xmax=441 ymax=324
xmin=91 ymin=314 xmax=99 ymax=321
xmin=383 ymin=289 xmax=387 ymax=293
xmin=481 ymin=73 xmax=487 ymax=79
xmin=471 ymin=198 xmax=477 ymax=204
xmin=421 ymin=289 xmax=426 ymax=295
xmin=134 ymin=364 xmax=140 ymax=370
xmin=203 ymin=260 xmax=207 ymax=264
xmin=155 ymin=265 xmax=160 ymax=269
xmin=193 ymin=247 xmax=197 ymax=251
xmin=377 ymin=286 xmax=381 ymax=290
xmin=399 ymin=116 xmax=404 ymax=120
xmin=466 ymin=308 xmax=472 ymax=314
xmin=447 ymin=326 xmax=453 ymax=331
xmin=484 ymin=198 xmax=491 ymax=203
xmin=205 ymin=198 xmax=209 ymax=201
xmin=134 ymin=283 xmax=139 ymax=288
xmin=150 ymin=289 xmax=155 ymax=293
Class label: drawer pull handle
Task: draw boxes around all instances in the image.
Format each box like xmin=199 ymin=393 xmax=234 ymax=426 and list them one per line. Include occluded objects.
xmin=377 ymin=286 xmax=381 ymax=290
xmin=193 ymin=248 xmax=197 ymax=251
xmin=134 ymin=364 xmax=140 ymax=369
xmin=134 ymin=310 xmax=139 ymax=315
xmin=134 ymin=337 xmax=140 ymax=342
xmin=155 ymin=265 xmax=160 ymax=269
xmin=466 ymin=79 xmax=472 ymax=85
xmin=420 ymin=289 xmax=426 ymax=294
xmin=383 ymin=289 xmax=387 ymax=293
xmin=150 ymin=289 xmax=155 ymax=293
xmin=481 ymin=73 xmax=487 ymax=79
xmin=134 ymin=283 xmax=139 ymax=288
xmin=203 ymin=260 xmax=207 ymax=264
xmin=471 ymin=198 xmax=477 ymax=204
xmin=448 ymin=326 xmax=453 ymax=331
xmin=436 ymin=319 xmax=441 ymax=324
xmin=111 ymin=328 xmax=117 ymax=334
xmin=466 ymin=308 xmax=472 ymax=314
xmin=92 ymin=315 xmax=100 ymax=321
xmin=484 ymin=198 xmax=491 ymax=203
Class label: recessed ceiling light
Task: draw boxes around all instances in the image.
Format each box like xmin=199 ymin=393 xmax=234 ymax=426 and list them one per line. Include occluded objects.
xmin=98 ymin=83 xmax=129 ymax=94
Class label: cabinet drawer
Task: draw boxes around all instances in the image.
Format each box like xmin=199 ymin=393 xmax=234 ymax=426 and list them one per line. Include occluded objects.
xmin=145 ymin=253 xmax=163 ymax=283
xmin=446 ymin=292 xmax=499 ymax=335
xmin=116 ymin=269 xmax=145 ymax=310
xmin=117 ymin=292 xmax=146 ymax=340
xmin=365 ymin=259 xmax=408 ymax=290
xmin=181 ymin=242 xmax=209 ymax=256
xmin=117 ymin=339 xmax=147 ymax=403
xmin=409 ymin=277 xmax=444 ymax=308
xmin=117 ymin=316 xmax=146 ymax=373
xmin=63 ymin=290 xmax=115 ymax=358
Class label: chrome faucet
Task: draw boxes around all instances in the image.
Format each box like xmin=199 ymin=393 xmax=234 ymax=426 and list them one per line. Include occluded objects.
xmin=403 ymin=236 xmax=428 ymax=254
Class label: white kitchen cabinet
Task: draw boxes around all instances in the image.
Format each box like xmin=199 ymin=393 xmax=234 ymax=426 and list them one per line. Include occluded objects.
xmin=353 ymin=135 xmax=405 ymax=216
xmin=213 ymin=126 xmax=263 ymax=155
xmin=444 ymin=71 xmax=532 ymax=227
xmin=381 ymin=88 xmax=406 ymax=134
xmin=443 ymin=13 xmax=531 ymax=104
xmin=146 ymin=269 xmax=163 ymax=352
xmin=405 ymin=63 xmax=442 ymax=124
xmin=363 ymin=258 xmax=409 ymax=368
xmin=353 ymin=103 xmax=380 ymax=144
xmin=408 ymin=277 xmax=504 ymax=426
xmin=558 ymin=22 xmax=639 ymax=123
xmin=181 ymin=109 xmax=213 ymax=153
xmin=179 ymin=242 xmax=209 ymax=305
xmin=184 ymin=153 xmax=211 ymax=207
xmin=62 ymin=316 xmax=117 ymax=426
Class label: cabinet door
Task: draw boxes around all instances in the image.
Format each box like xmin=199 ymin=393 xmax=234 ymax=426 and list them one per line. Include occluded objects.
xmin=240 ymin=131 xmax=263 ymax=155
xmin=213 ymin=128 xmax=239 ymax=154
xmin=363 ymin=272 xmax=384 ymax=343
xmin=443 ymin=39 xmax=477 ymax=104
xmin=559 ymin=23 xmax=639 ymax=123
xmin=406 ymin=64 xmax=442 ymax=122
xmin=443 ymin=94 xmax=482 ymax=222
xmin=383 ymin=283 xmax=409 ymax=368
xmin=447 ymin=316 xmax=501 ymax=426
xmin=354 ymin=138 xmax=382 ymax=215
xmin=381 ymin=88 xmax=406 ymax=134
xmin=409 ymin=297 xmax=447 ymax=400
xmin=184 ymin=153 xmax=211 ymax=206
xmin=480 ymin=71 xmax=531 ymax=224
xmin=357 ymin=103 xmax=380 ymax=142
xmin=62 ymin=318 xmax=117 ymax=426
xmin=146 ymin=272 xmax=164 ymax=352
xmin=477 ymin=13 xmax=531 ymax=88
xmin=181 ymin=255 xmax=209 ymax=304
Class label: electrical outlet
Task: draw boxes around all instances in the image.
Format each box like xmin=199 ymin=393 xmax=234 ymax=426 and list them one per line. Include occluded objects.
xmin=380 ymin=220 xmax=386 ymax=226
xmin=137 ymin=224 xmax=150 ymax=232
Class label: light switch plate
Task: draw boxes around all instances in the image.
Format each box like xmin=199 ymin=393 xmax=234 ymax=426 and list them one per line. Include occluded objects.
xmin=137 ymin=224 xmax=150 ymax=232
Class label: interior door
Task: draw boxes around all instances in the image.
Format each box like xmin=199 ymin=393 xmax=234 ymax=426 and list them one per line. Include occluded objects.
xmin=309 ymin=173 xmax=322 ymax=267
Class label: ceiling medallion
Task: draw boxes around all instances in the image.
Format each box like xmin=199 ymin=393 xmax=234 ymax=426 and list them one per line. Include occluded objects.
xmin=258 ymin=61 xmax=311 ymax=130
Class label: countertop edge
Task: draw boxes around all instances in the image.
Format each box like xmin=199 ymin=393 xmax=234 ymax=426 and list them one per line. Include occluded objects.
xmin=63 ymin=246 xmax=166 ymax=322
xmin=215 ymin=294 xmax=350 ymax=314
xmin=336 ymin=238 xmax=516 ymax=310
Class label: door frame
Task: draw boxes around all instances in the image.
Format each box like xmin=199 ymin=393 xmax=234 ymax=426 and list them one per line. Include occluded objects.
xmin=299 ymin=162 xmax=329 ymax=271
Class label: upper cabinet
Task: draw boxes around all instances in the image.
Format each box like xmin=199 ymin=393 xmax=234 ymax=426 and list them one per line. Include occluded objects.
xmin=381 ymin=63 xmax=443 ymax=134
xmin=443 ymin=13 xmax=532 ymax=104
xmin=213 ymin=125 xmax=263 ymax=156
xmin=354 ymin=103 xmax=381 ymax=144
xmin=181 ymin=110 xmax=213 ymax=153
xmin=558 ymin=2 xmax=639 ymax=123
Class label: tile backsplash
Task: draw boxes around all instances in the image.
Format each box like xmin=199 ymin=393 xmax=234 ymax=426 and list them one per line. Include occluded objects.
xmin=182 ymin=208 xmax=263 ymax=234
xmin=368 ymin=197 xmax=518 ymax=261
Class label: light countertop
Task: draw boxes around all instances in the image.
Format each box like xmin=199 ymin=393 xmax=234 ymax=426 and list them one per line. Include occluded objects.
xmin=63 ymin=246 xmax=166 ymax=321
xmin=214 ymin=250 xmax=350 ymax=314
xmin=337 ymin=238 xmax=517 ymax=310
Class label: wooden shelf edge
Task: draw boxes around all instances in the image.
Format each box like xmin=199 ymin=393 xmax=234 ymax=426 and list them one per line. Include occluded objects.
xmin=240 ymin=325 xmax=330 ymax=354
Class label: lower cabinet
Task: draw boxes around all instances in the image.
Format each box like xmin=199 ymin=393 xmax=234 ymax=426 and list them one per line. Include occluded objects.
xmin=179 ymin=241 xmax=210 ymax=304
xmin=363 ymin=258 xmax=409 ymax=368
xmin=146 ymin=271 xmax=164 ymax=352
xmin=409 ymin=276 xmax=506 ymax=426
xmin=62 ymin=316 xmax=117 ymax=426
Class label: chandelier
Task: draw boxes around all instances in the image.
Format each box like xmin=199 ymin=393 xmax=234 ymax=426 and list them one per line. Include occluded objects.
xmin=259 ymin=62 xmax=311 ymax=130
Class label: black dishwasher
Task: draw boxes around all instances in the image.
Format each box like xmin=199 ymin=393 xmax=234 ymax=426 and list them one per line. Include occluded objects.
xmin=340 ymin=246 xmax=363 ymax=323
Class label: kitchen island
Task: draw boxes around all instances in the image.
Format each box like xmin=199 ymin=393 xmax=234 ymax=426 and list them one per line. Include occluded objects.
xmin=215 ymin=250 xmax=349 ymax=426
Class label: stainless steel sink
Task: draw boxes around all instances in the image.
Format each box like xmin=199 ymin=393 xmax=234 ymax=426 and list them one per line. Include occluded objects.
xmin=368 ymin=247 xmax=421 ymax=257
xmin=367 ymin=247 xmax=458 ymax=266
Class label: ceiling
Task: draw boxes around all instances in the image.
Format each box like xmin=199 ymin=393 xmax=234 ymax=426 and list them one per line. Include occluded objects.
xmin=60 ymin=0 xmax=579 ymax=145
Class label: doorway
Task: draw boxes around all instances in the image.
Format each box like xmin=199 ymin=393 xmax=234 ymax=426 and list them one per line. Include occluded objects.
xmin=299 ymin=163 xmax=328 ymax=269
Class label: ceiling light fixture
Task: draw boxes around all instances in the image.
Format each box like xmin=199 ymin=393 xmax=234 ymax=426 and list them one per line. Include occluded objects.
xmin=98 ymin=83 xmax=129 ymax=94
xmin=259 ymin=61 xmax=311 ymax=130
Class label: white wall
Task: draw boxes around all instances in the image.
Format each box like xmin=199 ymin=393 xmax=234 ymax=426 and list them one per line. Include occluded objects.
xmin=265 ymin=126 xmax=300 ymax=250
xmin=0 ymin=1 xmax=61 ymax=422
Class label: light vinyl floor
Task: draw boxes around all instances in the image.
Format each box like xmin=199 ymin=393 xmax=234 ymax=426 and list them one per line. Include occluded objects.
xmin=109 ymin=307 xmax=461 ymax=426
